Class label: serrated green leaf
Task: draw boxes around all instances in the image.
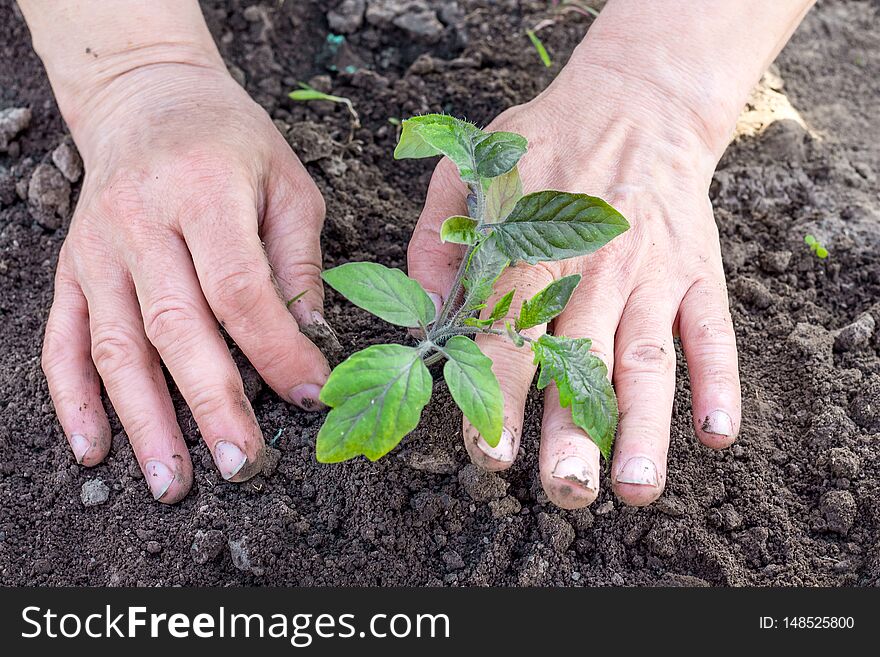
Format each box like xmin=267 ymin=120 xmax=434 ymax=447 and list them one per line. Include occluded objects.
xmin=440 ymin=216 xmax=480 ymax=245
xmin=531 ymin=334 xmax=617 ymax=458
xmin=322 ymin=262 xmax=436 ymax=328
xmin=442 ymin=336 xmax=503 ymax=447
xmin=317 ymin=344 xmax=432 ymax=462
xmin=491 ymin=191 xmax=629 ymax=265
xmin=516 ymin=274 xmax=581 ymax=331
xmin=463 ymin=317 xmax=493 ymax=328
xmin=488 ymin=290 xmax=515 ymax=322
xmin=484 ymin=166 xmax=523 ymax=222
xmin=393 ymin=114 xmax=483 ymax=180
xmin=461 ymin=234 xmax=510 ymax=312
xmin=474 ymin=132 xmax=527 ymax=178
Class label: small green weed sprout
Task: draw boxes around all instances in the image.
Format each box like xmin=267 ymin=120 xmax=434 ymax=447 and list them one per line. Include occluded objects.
xmin=289 ymin=82 xmax=360 ymax=137
xmin=526 ymin=29 xmax=552 ymax=67
xmin=804 ymin=234 xmax=829 ymax=259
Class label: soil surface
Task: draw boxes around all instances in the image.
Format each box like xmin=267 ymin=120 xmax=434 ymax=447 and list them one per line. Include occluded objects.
xmin=2 ymin=0 xmax=879 ymax=586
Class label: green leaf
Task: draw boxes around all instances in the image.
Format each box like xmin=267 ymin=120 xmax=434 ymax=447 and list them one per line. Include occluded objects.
xmin=484 ymin=166 xmax=523 ymax=222
xmin=322 ymin=262 xmax=436 ymax=328
xmin=531 ymin=335 xmax=617 ymax=458
xmin=317 ymin=344 xmax=432 ymax=462
xmin=461 ymin=288 xmax=510 ymax=328
xmin=526 ymin=29 xmax=552 ymax=67
xmin=516 ymin=274 xmax=581 ymax=331
xmin=505 ymin=321 xmax=524 ymax=347
xmin=815 ymin=246 xmax=829 ymax=259
xmin=474 ymin=132 xmax=527 ymax=178
xmin=461 ymin=234 xmax=510 ymax=312
xmin=442 ymin=336 xmax=504 ymax=447
xmin=488 ymin=290 xmax=515 ymax=322
xmin=804 ymin=234 xmax=817 ymax=246
xmin=491 ymin=191 xmax=629 ymax=265
xmin=393 ymin=114 xmax=483 ymax=180
xmin=440 ymin=216 xmax=480 ymax=245
xmin=394 ymin=115 xmax=528 ymax=184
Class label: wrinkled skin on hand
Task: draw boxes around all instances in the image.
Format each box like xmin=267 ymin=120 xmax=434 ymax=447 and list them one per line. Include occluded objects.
xmin=42 ymin=64 xmax=330 ymax=502
xmin=407 ymin=75 xmax=741 ymax=509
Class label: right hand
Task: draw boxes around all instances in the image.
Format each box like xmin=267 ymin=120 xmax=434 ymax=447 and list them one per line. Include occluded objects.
xmin=42 ymin=62 xmax=331 ymax=503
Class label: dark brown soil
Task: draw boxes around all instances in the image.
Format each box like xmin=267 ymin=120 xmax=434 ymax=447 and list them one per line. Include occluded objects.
xmin=2 ymin=0 xmax=879 ymax=586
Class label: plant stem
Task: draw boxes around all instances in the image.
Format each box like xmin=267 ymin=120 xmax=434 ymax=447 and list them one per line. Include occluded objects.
xmin=432 ymin=243 xmax=474 ymax=332
xmin=430 ymin=175 xmax=487 ymax=337
xmin=430 ymin=324 xmax=534 ymax=345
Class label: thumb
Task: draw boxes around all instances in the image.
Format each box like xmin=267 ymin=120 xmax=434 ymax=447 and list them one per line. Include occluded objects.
xmin=407 ymin=159 xmax=470 ymax=309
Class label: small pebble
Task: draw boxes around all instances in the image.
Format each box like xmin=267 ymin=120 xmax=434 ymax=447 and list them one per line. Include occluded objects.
xmin=80 ymin=478 xmax=110 ymax=507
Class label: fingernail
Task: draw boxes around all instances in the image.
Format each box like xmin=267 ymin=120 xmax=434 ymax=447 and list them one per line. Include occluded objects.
xmin=426 ymin=292 xmax=442 ymax=320
xmin=552 ymin=456 xmax=596 ymax=492
xmin=702 ymin=409 xmax=734 ymax=437
xmin=290 ymin=383 xmax=326 ymax=411
xmin=616 ymin=456 xmax=659 ymax=486
xmin=476 ymin=427 xmax=516 ymax=463
xmin=144 ymin=460 xmax=174 ymax=500
xmin=309 ymin=310 xmax=330 ymax=328
xmin=70 ymin=433 xmax=90 ymax=464
xmin=214 ymin=441 xmax=249 ymax=480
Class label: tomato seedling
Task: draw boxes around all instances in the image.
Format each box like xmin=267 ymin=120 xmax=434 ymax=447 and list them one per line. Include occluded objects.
xmin=804 ymin=233 xmax=829 ymax=259
xmin=316 ymin=114 xmax=629 ymax=463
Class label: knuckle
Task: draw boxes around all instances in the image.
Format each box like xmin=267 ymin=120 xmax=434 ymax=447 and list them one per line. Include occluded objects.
xmin=299 ymin=179 xmax=326 ymax=222
xmin=94 ymin=172 xmax=149 ymax=221
xmin=502 ymin=261 xmax=557 ymax=292
xmin=91 ymin=323 xmax=147 ymax=376
xmin=209 ymin=264 xmax=271 ymax=323
xmin=187 ymin=381 xmax=239 ymax=423
xmin=142 ymin=294 xmax=199 ymax=350
xmin=617 ymin=336 xmax=676 ymax=377
xmin=41 ymin=323 xmax=68 ymax=377
xmin=248 ymin=340 xmax=294 ymax=375
xmin=688 ymin=314 xmax=736 ymax=346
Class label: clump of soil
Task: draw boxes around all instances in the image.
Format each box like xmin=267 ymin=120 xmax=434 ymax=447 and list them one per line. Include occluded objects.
xmin=1 ymin=0 xmax=879 ymax=586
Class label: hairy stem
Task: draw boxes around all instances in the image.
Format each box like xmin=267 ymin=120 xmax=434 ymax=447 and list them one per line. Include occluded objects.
xmin=430 ymin=324 xmax=534 ymax=345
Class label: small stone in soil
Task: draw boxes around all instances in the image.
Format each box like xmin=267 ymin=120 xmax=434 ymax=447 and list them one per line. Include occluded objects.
xmin=488 ymin=495 xmax=521 ymax=518
xmin=850 ymin=375 xmax=880 ymax=432
xmin=0 ymin=107 xmax=31 ymax=153
xmin=733 ymin=276 xmax=774 ymax=309
xmin=146 ymin=541 xmax=162 ymax=555
xmin=80 ymin=478 xmax=110 ymax=507
xmin=819 ymin=490 xmax=856 ymax=534
xmin=834 ymin=312 xmax=875 ymax=352
xmin=228 ymin=536 xmax=253 ymax=572
xmin=51 ymin=139 xmax=83 ymax=183
xmin=537 ymin=513 xmax=575 ymax=553
xmin=28 ymin=162 xmax=70 ymax=230
xmin=191 ymin=529 xmax=225 ymax=565
xmin=595 ymin=500 xmax=614 ymax=515
xmin=759 ymin=249 xmax=792 ymax=274
xmin=327 ymin=0 xmax=365 ymax=33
